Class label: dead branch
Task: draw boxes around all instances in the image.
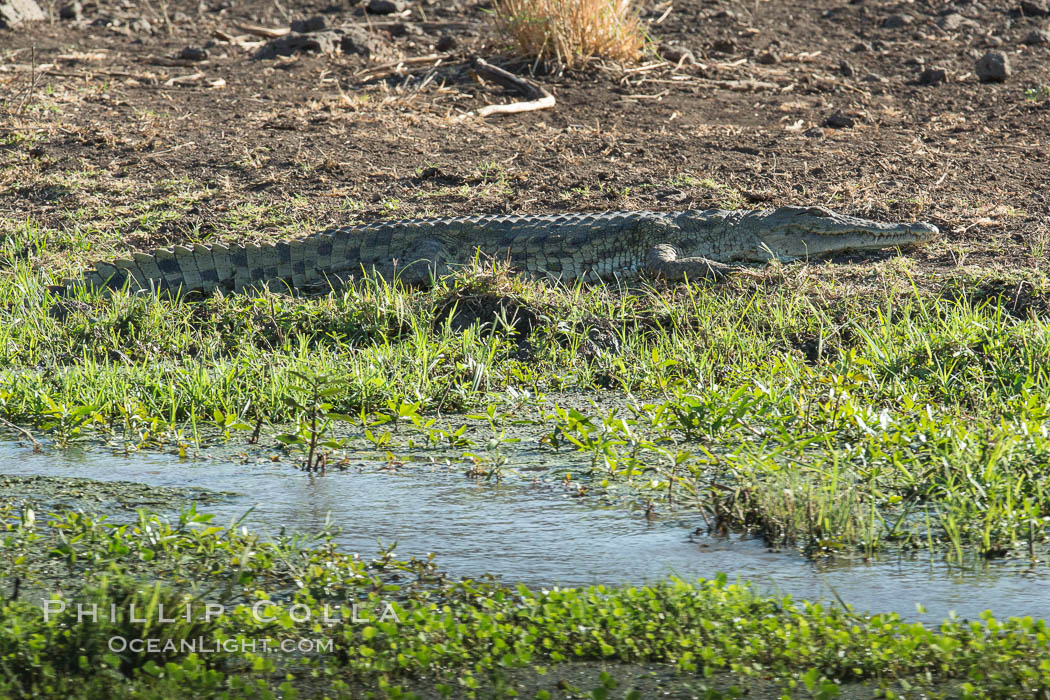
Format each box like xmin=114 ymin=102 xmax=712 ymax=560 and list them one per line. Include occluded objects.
xmin=355 ymin=54 xmax=448 ymax=81
xmin=164 ymin=71 xmax=205 ymax=86
xmin=465 ymin=57 xmax=555 ymax=118
xmin=0 ymin=416 xmax=40 ymax=451
xmin=233 ymin=22 xmax=290 ymax=38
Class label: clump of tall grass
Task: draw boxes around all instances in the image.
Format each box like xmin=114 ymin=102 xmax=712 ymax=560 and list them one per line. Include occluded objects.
xmin=493 ymin=0 xmax=646 ymax=69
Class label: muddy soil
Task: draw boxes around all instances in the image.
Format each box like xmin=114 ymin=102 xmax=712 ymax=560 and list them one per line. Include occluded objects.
xmin=1 ymin=0 xmax=1048 ymax=280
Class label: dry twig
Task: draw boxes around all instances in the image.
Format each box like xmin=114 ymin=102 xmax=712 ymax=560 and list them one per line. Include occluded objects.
xmin=234 ymin=22 xmax=290 ymax=38
xmin=462 ymin=57 xmax=556 ymax=118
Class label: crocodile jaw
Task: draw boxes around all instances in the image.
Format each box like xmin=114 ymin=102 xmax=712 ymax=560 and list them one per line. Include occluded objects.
xmin=739 ymin=206 xmax=938 ymax=262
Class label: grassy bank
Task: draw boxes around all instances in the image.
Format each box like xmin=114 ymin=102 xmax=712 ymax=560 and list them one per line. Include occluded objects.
xmin=1 ymin=258 xmax=1049 ymax=560
xmin=3 ymin=501 xmax=1050 ymax=699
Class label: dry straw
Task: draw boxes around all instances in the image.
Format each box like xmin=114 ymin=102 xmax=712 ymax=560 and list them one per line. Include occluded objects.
xmin=493 ymin=0 xmax=646 ymax=69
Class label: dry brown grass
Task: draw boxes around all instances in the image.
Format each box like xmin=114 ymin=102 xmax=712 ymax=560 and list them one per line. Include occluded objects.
xmin=493 ymin=0 xmax=646 ymax=69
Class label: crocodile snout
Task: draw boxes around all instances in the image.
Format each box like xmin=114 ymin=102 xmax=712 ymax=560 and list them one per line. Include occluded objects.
xmin=907 ymin=221 xmax=939 ymax=239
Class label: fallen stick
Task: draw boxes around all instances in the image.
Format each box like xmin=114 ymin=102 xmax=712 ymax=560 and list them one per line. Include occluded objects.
xmin=466 ymin=57 xmax=555 ymax=118
xmin=338 ymin=20 xmax=477 ymax=32
xmin=39 ymin=68 xmax=158 ymax=82
xmin=233 ymin=22 xmax=290 ymax=38
xmin=0 ymin=416 xmax=39 ymax=450
xmin=696 ymin=77 xmax=779 ymax=92
xmin=355 ymin=54 xmax=447 ymax=80
xmin=164 ymin=71 xmax=205 ymax=86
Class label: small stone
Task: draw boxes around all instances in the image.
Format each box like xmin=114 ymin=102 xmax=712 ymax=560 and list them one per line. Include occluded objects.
xmin=290 ymin=15 xmax=325 ymax=33
xmin=658 ymin=43 xmax=696 ymax=65
xmin=255 ymin=31 xmax=340 ymax=59
xmin=1024 ymin=28 xmax=1050 ymax=44
xmin=839 ymin=59 xmax=855 ymax=77
xmin=435 ymin=34 xmax=457 ymax=52
xmin=862 ymin=72 xmax=888 ymax=83
xmin=712 ymin=38 xmax=736 ymax=53
xmin=918 ymin=67 xmax=948 ymax=85
xmin=387 ymin=22 xmax=423 ymax=37
xmin=58 ymin=2 xmax=80 ymax=19
xmin=883 ymin=14 xmax=913 ymax=28
xmin=976 ymin=50 xmax=1011 ymax=82
xmin=366 ymin=0 xmax=405 ymax=15
xmin=1019 ymin=0 xmax=1050 ymax=17
xmin=851 ymin=41 xmax=871 ymax=52
xmin=129 ymin=17 xmax=152 ymax=34
xmin=825 ymin=111 xmax=854 ymax=128
xmin=339 ymin=27 xmax=381 ymax=57
xmin=937 ymin=13 xmax=965 ymax=30
xmin=756 ymin=49 xmax=780 ymax=65
xmin=0 ymin=0 xmax=45 ymax=27
xmin=180 ymin=46 xmax=208 ymax=61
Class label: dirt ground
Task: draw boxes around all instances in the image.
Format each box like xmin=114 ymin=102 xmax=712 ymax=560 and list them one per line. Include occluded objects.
xmin=2 ymin=0 xmax=1049 ymax=281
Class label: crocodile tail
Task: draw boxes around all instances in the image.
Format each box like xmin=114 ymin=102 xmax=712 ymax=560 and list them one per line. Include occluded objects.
xmin=65 ymin=229 xmax=348 ymax=296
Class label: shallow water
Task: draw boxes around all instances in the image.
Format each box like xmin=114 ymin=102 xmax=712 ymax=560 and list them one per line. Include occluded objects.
xmin=1 ymin=440 xmax=1048 ymax=625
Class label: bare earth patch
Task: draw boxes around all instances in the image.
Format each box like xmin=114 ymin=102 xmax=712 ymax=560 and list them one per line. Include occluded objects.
xmin=1 ymin=0 xmax=1048 ymax=294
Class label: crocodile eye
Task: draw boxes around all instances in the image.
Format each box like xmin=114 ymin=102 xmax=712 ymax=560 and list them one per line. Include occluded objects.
xmin=803 ymin=207 xmax=833 ymax=217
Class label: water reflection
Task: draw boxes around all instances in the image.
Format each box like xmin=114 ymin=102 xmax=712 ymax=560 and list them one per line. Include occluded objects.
xmin=1 ymin=441 xmax=1047 ymax=624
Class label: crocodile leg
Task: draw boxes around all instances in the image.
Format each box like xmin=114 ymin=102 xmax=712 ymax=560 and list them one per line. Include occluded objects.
xmin=643 ymin=244 xmax=736 ymax=282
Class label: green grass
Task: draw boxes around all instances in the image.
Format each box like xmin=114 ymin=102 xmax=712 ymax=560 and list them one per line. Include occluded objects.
xmin=1 ymin=259 xmax=1049 ymax=559
xmin=2 ymin=211 xmax=1050 ymax=697
xmin=4 ymin=501 xmax=1050 ymax=699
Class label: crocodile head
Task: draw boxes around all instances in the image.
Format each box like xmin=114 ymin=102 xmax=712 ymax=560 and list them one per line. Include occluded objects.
xmin=680 ymin=206 xmax=938 ymax=262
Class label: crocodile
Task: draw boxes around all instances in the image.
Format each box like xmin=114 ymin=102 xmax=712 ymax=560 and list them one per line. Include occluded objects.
xmin=66 ymin=206 xmax=937 ymax=295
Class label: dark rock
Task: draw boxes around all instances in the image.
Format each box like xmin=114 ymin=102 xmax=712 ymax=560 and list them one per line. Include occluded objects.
xmin=256 ymin=31 xmax=340 ymax=59
xmin=58 ymin=2 xmax=81 ymax=20
xmin=918 ymin=67 xmax=948 ymax=85
xmin=825 ymin=111 xmax=854 ymax=128
xmin=1024 ymin=28 xmax=1050 ymax=44
xmin=756 ymin=49 xmax=780 ymax=65
xmin=340 ymin=27 xmax=381 ymax=57
xmin=883 ymin=14 xmax=913 ymax=28
xmin=839 ymin=59 xmax=855 ymax=77
xmin=435 ymin=34 xmax=456 ymax=52
xmin=366 ymin=0 xmax=405 ymax=15
xmin=1019 ymin=0 xmax=1050 ymax=16
xmin=658 ymin=43 xmax=696 ymax=64
xmin=851 ymin=41 xmax=871 ymax=52
xmin=712 ymin=38 xmax=736 ymax=53
xmin=0 ymin=0 xmax=44 ymax=27
xmin=290 ymin=15 xmax=325 ymax=33
xmin=387 ymin=22 xmax=423 ymax=37
xmin=976 ymin=51 xmax=1011 ymax=82
xmin=180 ymin=46 xmax=208 ymax=61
